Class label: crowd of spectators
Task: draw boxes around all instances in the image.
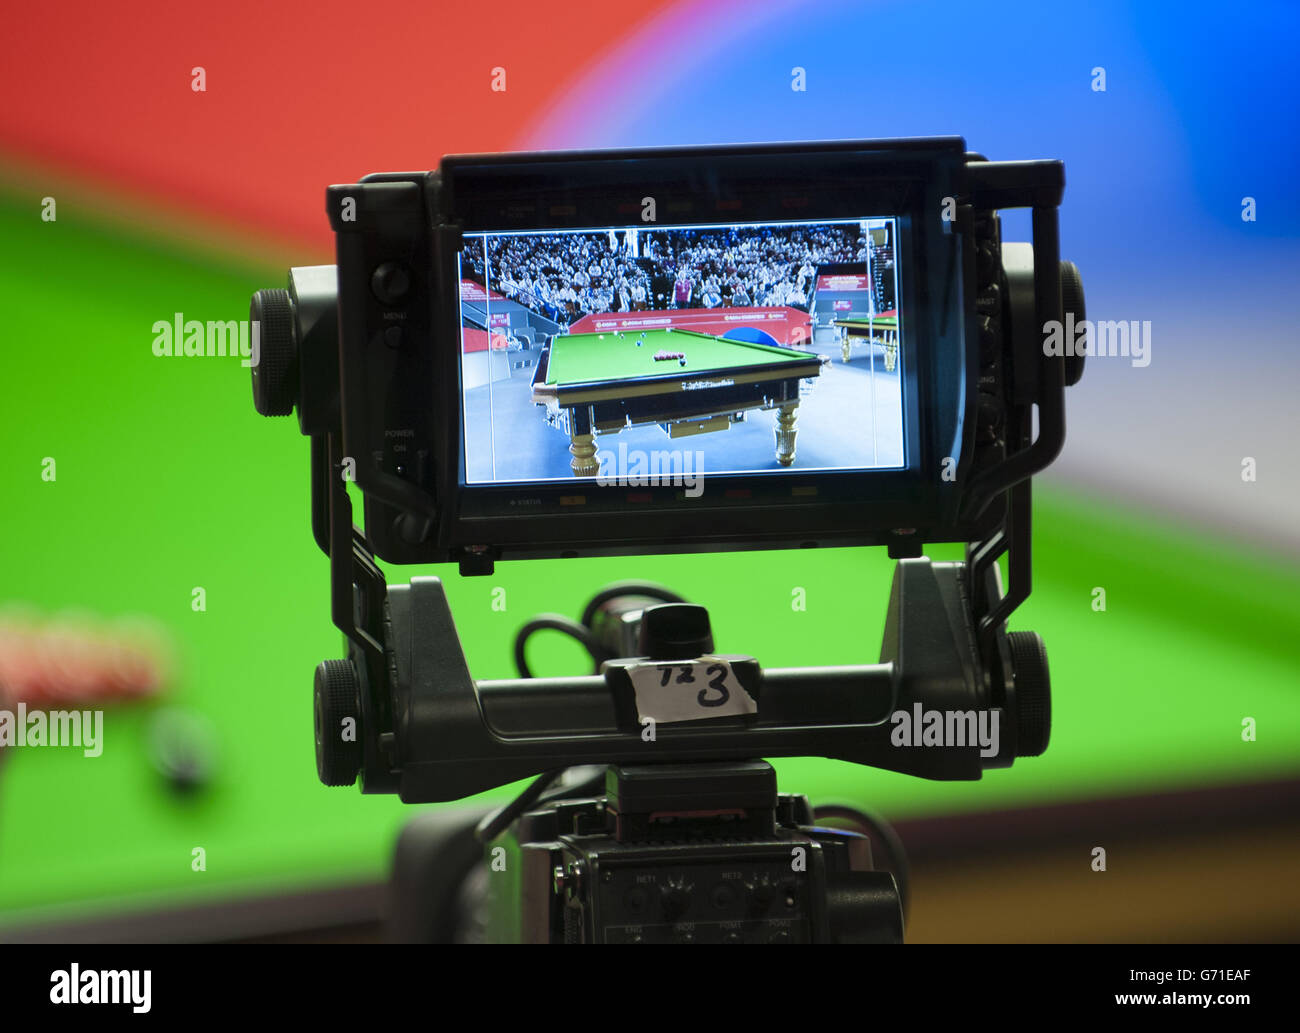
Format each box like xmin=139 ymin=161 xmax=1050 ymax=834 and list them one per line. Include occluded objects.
xmin=462 ymin=223 xmax=883 ymax=325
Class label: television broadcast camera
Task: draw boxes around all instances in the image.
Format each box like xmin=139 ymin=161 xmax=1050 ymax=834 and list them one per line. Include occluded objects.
xmin=248 ymin=138 xmax=1085 ymax=943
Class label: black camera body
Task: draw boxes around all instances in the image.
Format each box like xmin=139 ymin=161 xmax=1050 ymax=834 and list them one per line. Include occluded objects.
xmin=250 ymin=137 xmax=1083 ymax=943
xmin=253 ymin=137 xmax=1081 ymax=575
xmin=485 ymin=761 xmax=903 ymax=944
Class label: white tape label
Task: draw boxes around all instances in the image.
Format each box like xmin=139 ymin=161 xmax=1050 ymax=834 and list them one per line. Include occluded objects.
xmin=627 ymin=656 xmax=757 ymax=724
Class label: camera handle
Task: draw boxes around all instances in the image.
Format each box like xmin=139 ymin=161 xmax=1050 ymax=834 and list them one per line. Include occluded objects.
xmin=307 ymin=415 xmax=1050 ymax=802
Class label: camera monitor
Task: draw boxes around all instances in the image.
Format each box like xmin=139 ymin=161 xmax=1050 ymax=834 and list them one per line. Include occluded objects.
xmin=250 ymin=139 xmax=1076 ymax=569
xmin=457 ymin=217 xmax=905 ymax=487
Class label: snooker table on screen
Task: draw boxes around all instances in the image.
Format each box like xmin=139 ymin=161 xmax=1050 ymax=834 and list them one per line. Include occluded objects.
xmin=834 ymin=314 xmax=899 ymax=370
xmin=530 ymin=328 xmax=826 ymax=475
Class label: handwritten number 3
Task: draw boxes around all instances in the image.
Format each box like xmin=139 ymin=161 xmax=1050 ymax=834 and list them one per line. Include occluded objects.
xmin=697 ymin=664 xmax=730 ymax=708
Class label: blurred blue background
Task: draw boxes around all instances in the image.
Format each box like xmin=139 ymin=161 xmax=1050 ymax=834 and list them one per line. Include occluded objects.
xmin=530 ymin=0 xmax=1300 ymax=552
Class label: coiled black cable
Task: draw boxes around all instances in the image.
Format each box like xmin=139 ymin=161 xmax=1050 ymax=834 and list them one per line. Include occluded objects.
xmin=513 ymin=581 xmax=687 ymax=678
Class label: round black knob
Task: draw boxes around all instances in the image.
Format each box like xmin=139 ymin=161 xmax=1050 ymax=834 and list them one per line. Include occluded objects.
xmin=249 ymin=288 xmax=299 ymax=416
xmin=314 ymin=659 xmax=362 ymax=786
xmin=660 ymin=877 xmax=693 ymax=920
xmin=744 ymin=874 xmax=777 ymax=908
xmin=637 ymin=603 xmax=714 ymax=660
xmin=1060 ymin=261 xmax=1086 ymax=387
xmin=1006 ymin=631 xmax=1051 ymax=757
xmin=371 ymin=262 xmax=412 ymax=305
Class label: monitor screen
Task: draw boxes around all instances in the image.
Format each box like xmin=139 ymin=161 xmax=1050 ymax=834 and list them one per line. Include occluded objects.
xmin=457 ymin=217 xmax=904 ymax=488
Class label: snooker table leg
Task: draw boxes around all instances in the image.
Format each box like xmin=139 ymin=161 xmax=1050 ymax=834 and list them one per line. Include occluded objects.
xmin=775 ymin=403 xmax=799 ymax=466
xmin=569 ymin=431 xmax=600 ymax=476
xmin=841 ymin=334 xmax=852 ymax=363
xmin=567 ymin=407 xmax=600 ymax=476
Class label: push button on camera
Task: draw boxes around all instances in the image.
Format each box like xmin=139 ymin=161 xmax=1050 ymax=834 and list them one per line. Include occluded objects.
xmin=371 ymin=262 xmax=411 ymax=305
xmin=383 ymin=325 xmax=404 ymax=349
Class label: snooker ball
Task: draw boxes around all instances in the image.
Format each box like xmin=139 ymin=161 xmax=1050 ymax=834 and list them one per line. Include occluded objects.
xmin=147 ymin=706 xmax=218 ymax=794
xmin=678 ymin=357 xmax=686 ymax=366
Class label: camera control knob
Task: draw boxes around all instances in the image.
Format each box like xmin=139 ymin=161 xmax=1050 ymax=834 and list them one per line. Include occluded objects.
xmin=249 ymin=288 xmax=298 ymax=416
xmin=371 ymin=262 xmax=412 ymax=305
xmin=1060 ymin=261 xmax=1086 ymax=386
xmin=660 ymin=876 xmax=693 ymax=920
xmin=314 ymin=659 xmax=363 ymax=786
xmin=637 ymin=603 xmax=714 ymax=660
xmin=744 ymin=874 xmax=777 ymax=905
xmin=1007 ymin=631 xmax=1051 ymax=757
